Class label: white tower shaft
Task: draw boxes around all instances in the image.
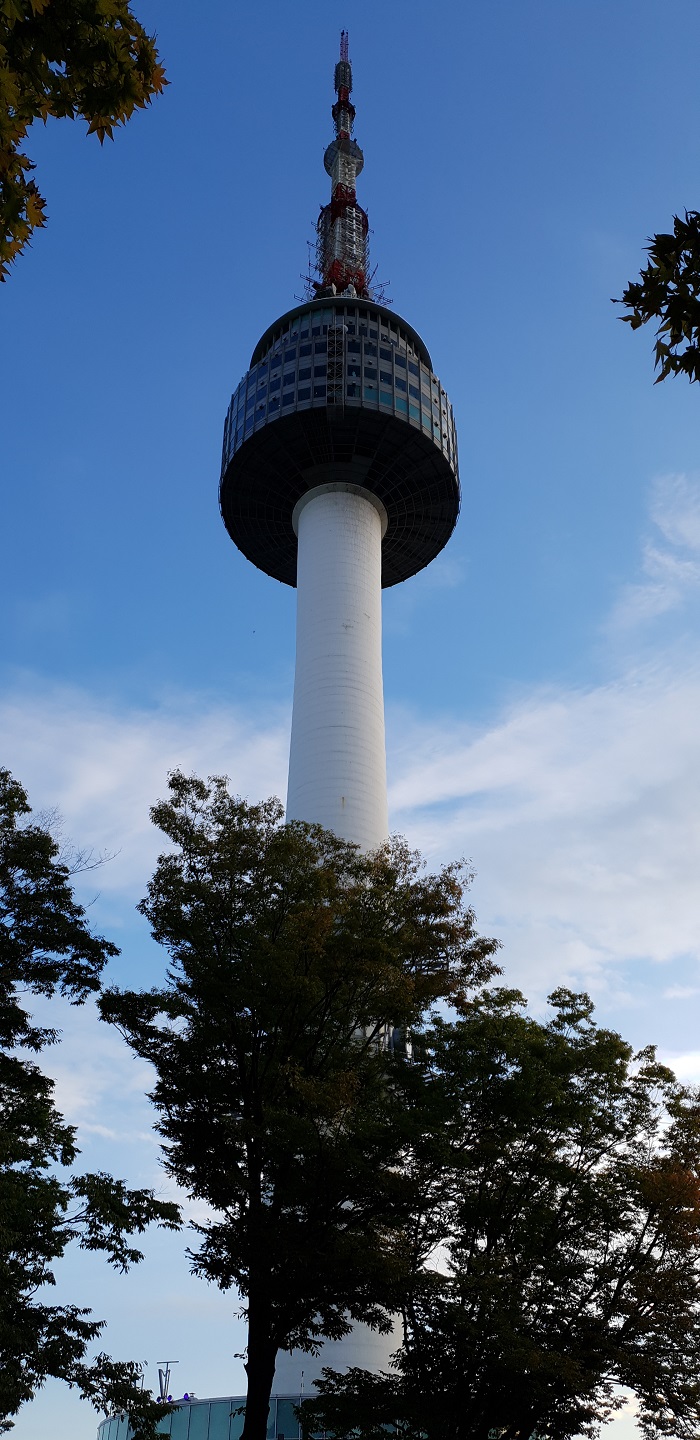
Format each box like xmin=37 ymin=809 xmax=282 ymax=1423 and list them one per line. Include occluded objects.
xmin=286 ymin=484 xmax=389 ymax=850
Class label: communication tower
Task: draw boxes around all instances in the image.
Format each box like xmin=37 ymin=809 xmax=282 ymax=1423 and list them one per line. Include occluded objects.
xmin=220 ymin=31 xmax=460 ymax=853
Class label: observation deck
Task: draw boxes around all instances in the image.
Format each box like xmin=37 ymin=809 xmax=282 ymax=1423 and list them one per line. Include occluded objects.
xmin=220 ymin=295 xmax=460 ymax=588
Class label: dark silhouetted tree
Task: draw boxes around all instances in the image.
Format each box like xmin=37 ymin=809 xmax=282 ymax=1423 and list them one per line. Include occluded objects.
xmin=303 ymin=987 xmax=700 ymax=1440
xmin=100 ymin=771 xmax=499 ymax=1440
xmin=0 ymin=767 xmax=180 ymax=1436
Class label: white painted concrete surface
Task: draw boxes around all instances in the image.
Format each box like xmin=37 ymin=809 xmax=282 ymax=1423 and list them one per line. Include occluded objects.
xmin=278 ymin=484 xmax=393 ymax=1395
xmin=286 ymin=484 xmax=389 ymax=851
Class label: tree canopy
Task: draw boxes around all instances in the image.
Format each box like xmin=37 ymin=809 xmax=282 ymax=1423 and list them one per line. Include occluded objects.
xmin=617 ymin=211 xmax=700 ymax=384
xmin=0 ymin=0 xmax=166 ymax=279
xmin=99 ymin=771 xmax=500 ymax=1440
xmin=303 ymin=987 xmax=700 ymax=1440
xmin=0 ymin=768 xmax=180 ymax=1436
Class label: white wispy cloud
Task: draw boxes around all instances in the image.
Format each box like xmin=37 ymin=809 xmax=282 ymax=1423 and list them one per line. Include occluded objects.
xmin=0 ymin=686 xmax=290 ymax=907
xmin=609 ymin=472 xmax=700 ymax=630
xmin=1 ymin=475 xmax=699 ymax=1039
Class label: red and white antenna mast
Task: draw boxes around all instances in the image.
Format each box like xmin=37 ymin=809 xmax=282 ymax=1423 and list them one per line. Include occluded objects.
xmin=316 ymin=30 xmax=370 ymax=298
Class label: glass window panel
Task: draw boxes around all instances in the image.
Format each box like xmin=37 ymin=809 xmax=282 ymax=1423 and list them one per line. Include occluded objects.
xmin=229 ymin=1402 xmax=245 ymax=1440
xmin=395 ymin=377 xmax=407 ymax=392
xmin=270 ymin=356 xmax=282 ymax=370
xmin=314 ymin=340 xmax=327 ymax=354
xmin=269 ymin=378 xmax=280 ymax=392
xmin=408 ymin=361 xmax=419 ymax=376
xmin=313 ymin=385 xmax=326 ymax=398
xmin=394 ymin=354 xmax=406 ymax=368
xmin=297 ymin=388 xmax=311 ymax=401
xmin=409 ymin=403 xmax=420 ymax=420
xmin=409 ymin=384 xmax=419 ymax=400
xmin=364 ymin=385 xmax=377 ymax=400
xmin=299 ymin=342 xmax=311 ymax=355
xmin=379 ymin=371 xmax=392 ymax=386
xmin=170 ymin=1406 xmax=191 ymax=1440
xmin=347 ymin=340 xmax=361 ymax=353
xmin=313 ymin=365 xmax=326 ymax=377
xmin=379 ymin=348 xmax=392 ymax=362
xmin=364 ymin=342 xmax=377 ymax=357
xmin=379 ymin=391 xmax=392 ymax=407
xmin=298 ymin=368 xmax=311 ymax=381
xmin=268 ymin=397 xmax=279 ymax=410
xmin=364 ymin=367 xmax=377 ymax=380
xmin=276 ymin=1400 xmax=299 ymax=1438
xmin=188 ymin=1404 xmax=210 ymax=1440
xmin=208 ymin=1401 xmax=232 ymax=1440
xmin=395 ymin=395 xmax=408 ymax=413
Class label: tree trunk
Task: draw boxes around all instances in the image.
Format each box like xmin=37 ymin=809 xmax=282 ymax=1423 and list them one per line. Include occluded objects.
xmin=241 ymin=1291 xmax=278 ymax=1440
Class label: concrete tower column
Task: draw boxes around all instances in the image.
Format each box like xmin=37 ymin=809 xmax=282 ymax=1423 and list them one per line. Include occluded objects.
xmin=286 ymin=483 xmax=389 ymax=850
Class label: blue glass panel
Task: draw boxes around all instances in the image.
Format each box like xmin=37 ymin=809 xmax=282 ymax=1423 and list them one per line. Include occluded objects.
xmin=276 ymin=1399 xmax=299 ymax=1438
xmin=170 ymin=1406 xmax=191 ymax=1440
xmin=379 ymin=391 xmax=392 ymax=407
xmin=267 ymin=1399 xmax=277 ymax=1440
xmin=395 ymin=396 xmax=408 ymax=413
xmin=297 ymin=388 xmax=310 ymax=401
xmin=208 ymin=1401 xmax=232 ymax=1440
xmin=188 ymin=1404 xmax=210 ymax=1440
xmin=229 ymin=1401 xmax=245 ymax=1440
xmin=363 ymin=386 xmax=377 ymax=400
xmin=409 ymin=404 xmax=420 ymax=420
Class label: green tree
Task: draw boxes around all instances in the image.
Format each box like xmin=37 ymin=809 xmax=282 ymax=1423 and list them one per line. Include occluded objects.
xmin=304 ymin=988 xmax=700 ymax=1440
xmin=0 ymin=767 xmax=180 ymax=1436
xmin=616 ymin=211 xmax=700 ymax=383
xmin=99 ymin=771 xmax=499 ymax=1440
xmin=0 ymin=0 xmax=167 ymax=279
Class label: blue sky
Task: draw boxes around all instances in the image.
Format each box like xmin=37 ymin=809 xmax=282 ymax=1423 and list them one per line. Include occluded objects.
xmin=4 ymin=1 xmax=700 ymax=1435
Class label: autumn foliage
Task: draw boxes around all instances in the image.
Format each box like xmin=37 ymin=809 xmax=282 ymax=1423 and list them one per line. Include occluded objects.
xmin=0 ymin=0 xmax=166 ymax=278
